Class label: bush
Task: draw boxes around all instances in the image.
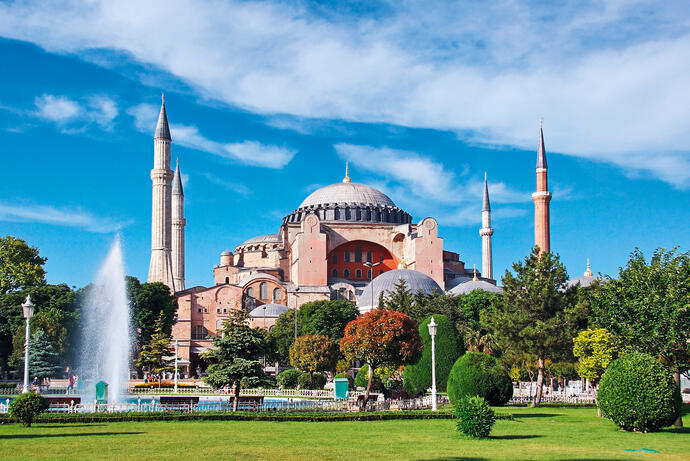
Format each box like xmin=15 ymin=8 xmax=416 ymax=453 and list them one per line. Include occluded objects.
xmin=0 ymin=382 xmax=17 ymax=390
xmin=456 ymin=395 xmax=496 ymax=438
xmin=277 ymin=369 xmax=301 ymax=389
xmin=597 ymin=352 xmax=681 ymax=432
xmin=355 ymin=365 xmax=371 ymax=388
xmin=447 ymin=352 xmax=513 ymax=405
xmin=403 ymin=315 xmax=464 ymax=396
xmin=9 ymin=392 xmax=49 ymax=427
xmin=334 ymin=372 xmax=353 ymax=389
xmin=298 ymin=372 xmax=326 ymax=389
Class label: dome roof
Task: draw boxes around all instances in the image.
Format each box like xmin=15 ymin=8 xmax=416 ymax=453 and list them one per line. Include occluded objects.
xmin=448 ymin=279 xmax=503 ymax=295
xmin=300 ymin=182 xmax=396 ymax=208
xmin=241 ymin=234 xmax=281 ymax=245
xmin=567 ymin=275 xmax=601 ymax=289
xmin=248 ymin=303 xmax=289 ymax=318
xmin=357 ymin=269 xmax=442 ymax=309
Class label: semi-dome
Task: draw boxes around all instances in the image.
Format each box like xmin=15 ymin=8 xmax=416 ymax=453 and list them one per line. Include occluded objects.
xmin=357 ymin=269 xmax=442 ymax=311
xmin=448 ymin=279 xmax=503 ymax=295
xmin=300 ymin=182 xmax=396 ymax=209
xmin=284 ymin=181 xmax=412 ymax=225
xmin=248 ymin=303 xmax=289 ymax=318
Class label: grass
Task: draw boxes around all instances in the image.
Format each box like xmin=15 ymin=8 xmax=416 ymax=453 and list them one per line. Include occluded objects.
xmin=0 ymin=407 xmax=688 ymax=460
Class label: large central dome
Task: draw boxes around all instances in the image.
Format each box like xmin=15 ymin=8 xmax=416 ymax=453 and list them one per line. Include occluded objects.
xmin=300 ymin=182 xmax=396 ymax=208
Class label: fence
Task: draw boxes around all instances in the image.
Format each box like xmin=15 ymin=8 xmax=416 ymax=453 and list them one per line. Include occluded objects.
xmin=508 ymin=394 xmax=596 ymax=405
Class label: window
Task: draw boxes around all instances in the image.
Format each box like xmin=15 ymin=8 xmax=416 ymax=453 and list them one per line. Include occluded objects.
xmin=260 ymin=282 xmax=268 ymax=300
xmin=356 ymin=269 xmax=362 ymax=278
xmin=216 ymin=308 xmax=220 ymax=313
xmin=332 ymin=268 xmax=338 ymax=278
xmin=367 ymin=269 xmax=372 ymax=279
xmin=192 ymin=325 xmax=208 ymax=340
xmin=273 ymin=288 xmax=282 ymax=301
xmin=331 ymin=253 xmax=338 ymax=264
xmin=343 ymin=268 xmax=350 ymax=278
xmin=216 ymin=320 xmax=224 ymax=330
xmin=354 ymin=246 xmax=362 ymax=262
xmin=379 ymin=254 xmax=384 ymax=263
xmin=344 ymin=251 xmax=350 ymax=262
xmin=247 ymin=287 xmax=254 ymax=298
xmin=197 ymin=308 xmax=202 ymax=313
xmin=345 ymin=208 xmax=351 ymax=220
xmin=366 ymin=251 xmax=372 ymax=263
xmin=225 ymin=277 xmax=229 ymax=284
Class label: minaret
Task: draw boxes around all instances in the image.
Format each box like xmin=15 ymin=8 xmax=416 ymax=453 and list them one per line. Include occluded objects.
xmin=171 ymin=158 xmax=186 ymax=291
xmin=147 ymin=94 xmax=175 ymax=291
xmin=532 ymin=119 xmax=552 ymax=254
xmin=479 ymin=172 xmax=494 ymax=279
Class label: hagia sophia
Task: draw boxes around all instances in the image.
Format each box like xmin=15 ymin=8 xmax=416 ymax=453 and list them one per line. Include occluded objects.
xmin=146 ymin=97 xmax=594 ymax=371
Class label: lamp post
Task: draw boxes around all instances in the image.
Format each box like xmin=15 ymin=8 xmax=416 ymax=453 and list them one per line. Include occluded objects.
xmin=173 ymin=339 xmax=179 ymax=394
xmin=363 ymin=261 xmax=381 ymax=310
xmin=427 ymin=316 xmax=438 ymax=411
xmin=22 ymin=295 xmax=35 ymax=393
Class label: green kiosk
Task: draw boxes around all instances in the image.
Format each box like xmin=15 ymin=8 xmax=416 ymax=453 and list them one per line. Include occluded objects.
xmin=334 ymin=377 xmax=349 ymax=400
xmin=95 ymin=381 xmax=108 ymax=404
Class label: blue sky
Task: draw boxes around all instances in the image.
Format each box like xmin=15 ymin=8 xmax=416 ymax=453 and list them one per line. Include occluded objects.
xmin=0 ymin=0 xmax=689 ymax=289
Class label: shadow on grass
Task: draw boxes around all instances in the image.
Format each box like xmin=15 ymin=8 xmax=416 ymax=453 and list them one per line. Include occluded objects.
xmin=489 ymin=434 xmax=542 ymax=440
xmin=35 ymin=424 xmax=107 ymax=428
xmin=663 ymin=427 xmax=690 ymax=434
xmin=511 ymin=413 xmax=560 ymax=419
xmin=414 ymin=458 xmax=489 ymax=461
xmin=0 ymin=431 xmax=144 ymax=439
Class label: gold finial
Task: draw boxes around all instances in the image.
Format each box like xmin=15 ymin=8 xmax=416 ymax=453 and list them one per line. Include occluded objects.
xmin=398 ymin=257 xmax=407 ymax=269
xmin=584 ymin=257 xmax=593 ymax=277
xmin=473 ymin=265 xmax=478 ymax=281
xmin=342 ymin=162 xmax=351 ymax=183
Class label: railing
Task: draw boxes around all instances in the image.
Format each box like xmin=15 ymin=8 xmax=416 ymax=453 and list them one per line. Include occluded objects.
xmin=128 ymin=387 xmax=335 ymax=399
xmin=508 ymin=393 xmax=596 ymax=405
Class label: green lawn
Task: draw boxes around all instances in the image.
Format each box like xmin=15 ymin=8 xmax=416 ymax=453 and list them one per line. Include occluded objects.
xmin=0 ymin=407 xmax=688 ymax=460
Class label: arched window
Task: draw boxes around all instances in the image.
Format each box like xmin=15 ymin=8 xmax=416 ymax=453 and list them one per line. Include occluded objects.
xmin=246 ymin=287 xmax=254 ymax=298
xmin=344 ymin=251 xmax=351 ymax=262
xmin=343 ymin=268 xmax=350 ymax=278
xmin=332 ymin=268 xmax=338 ymax=278
xmin=345 ymin=208 xmax=351 ymax=220
xmin=354 ymin=246 xmax=362 ymax=262
xmin=367 ymin=269 xmax=372 ymax=279
xmin=192 ymin=325 xmax=208 ymax=340
xmin=331 ymin=253 xmax=338 ymax=264
xmin=225 ymin=277 xmax=229 ymax=284
xmin=356 ymin=269 xmax=362 ymax=278
xmin=260 ymin=282 xmax=268 ymax=300
xmin=366 ymin=250 xmax=372 ymax=263
xmin=273 ymin=288 xmax=282 ymax=301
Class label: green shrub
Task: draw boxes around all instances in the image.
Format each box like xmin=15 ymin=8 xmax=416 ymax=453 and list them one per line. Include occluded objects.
xmin=8 ymin=392 xmax=49 ymax=427
xmin=597 ymin=352 xmax=681 ymax=432
xmin=0 ymin=382 xmax=17 ymax=389
xmin=277 ymin=369 xmax=301 ymax=388
xmin=455 ymin=395 xmax=496 ymax=438
xmin=354 ymin=365 xmax=370 ymax=388
xmin=298 ymin=372 xmax=326 ymax=389
xmin=403 ymin=314 xmax=464 ymax=396
xmin=334 ymin=372 xmax=353 ymax=389
xmin=447 ymin=352 xmax=513 ymax=405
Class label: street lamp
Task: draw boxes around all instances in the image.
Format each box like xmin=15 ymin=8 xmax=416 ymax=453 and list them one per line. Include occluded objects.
xmin=427 ymin=316 xmax=438 ymax=411
xmin=173 ymin=339 xmax=179 ymax=394
xmin=22 ymin=295 xmax=35 ymax=393
xmin=363 ymin=261 xmax=381 ymax=309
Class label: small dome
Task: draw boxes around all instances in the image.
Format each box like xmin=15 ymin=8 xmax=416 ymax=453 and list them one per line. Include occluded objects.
xmin=249 ymin=303 xmax=289 ymax=318
xmin=241 ymin=234 xmax=281 ymax=245
xmin=448 ymin=279 xmax=503 ymax=295
xmin=300 ymin=182 xmax=395 ymax=209
xmin=357 ymin=269 xmax=442 ymax=309
xmin=221 ymin=250 xmax=232 ymax=256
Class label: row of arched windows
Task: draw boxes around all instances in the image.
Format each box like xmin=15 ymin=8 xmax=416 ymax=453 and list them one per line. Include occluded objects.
xmin=331 ymin=268 xmax=384 ymax=279
xmin=246 ymin=283 xmax=282 ymax=302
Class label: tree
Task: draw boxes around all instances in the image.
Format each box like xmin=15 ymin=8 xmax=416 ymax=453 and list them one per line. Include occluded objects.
xmin=131 ymin=281 xmax=177 ymax=347
xmin=403 ymin=314 xmax=464 ymax=396
xmin=202 ymin=309 xmax=266 ymax=411
xmin=8 ymin=392 xmax=49 ymax=427
xmin=265 ymin=309 xmax=300 ymax=365
xmin=381 ymin=279 xmax=413 ymax=314
xmin=298 ymin=300 xmax=358 ymax=341
xmin=28 ymin=330 xmax=63 ymax=381
xmin=136 ymin=312 xmax=174 ymax=388
xmin=486 ymin=247 xmax=572 ymax=407
xmin=289 ymin=334 xmax=339 ymax=386
xmin=573 ymin=328 xmax=616 ymax=386
xmin=0 ymin=236 xmax=46 ymax=295
xmin=340 ymin=309 xmax=422 ymax=408
xmin=591 ymin=247 xmax=690 ymax=427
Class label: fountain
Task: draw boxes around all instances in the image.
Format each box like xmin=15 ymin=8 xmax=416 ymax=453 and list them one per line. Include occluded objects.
xmin=77 ymin=236 xmax=131 ymax=404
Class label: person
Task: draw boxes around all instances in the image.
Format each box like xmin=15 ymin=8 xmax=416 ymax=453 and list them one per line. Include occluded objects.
xmin=67 ymin=370 xmax=75 ymax=394
xmin=31 ymin=376 xmax=39 ymax=392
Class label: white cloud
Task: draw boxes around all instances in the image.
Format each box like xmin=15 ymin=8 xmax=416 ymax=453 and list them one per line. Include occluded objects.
xmin=3 ymin=1 xmax=690 ymax=185
xmin=127 ymin=103 xmax=297 ymax=168
xmin=34 ymin=94 xmax=118 ymax=131
xmin=0 ymin=201 xmax=129 ymax=233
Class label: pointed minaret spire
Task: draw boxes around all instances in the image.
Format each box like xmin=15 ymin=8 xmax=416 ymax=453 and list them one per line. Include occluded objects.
xmin=532 ymin=118 xmax=552 ymax=254
xmin=343 ymin=162 xmax=351 ymax=183
xmin=155 ymin=93 xmax=171 ymax=141
xmin=479 ymin=172 xmax=494 ymax=280
xmin=584 ymin=258 xmax=593 ymax=277
xmin=171 ymin=157 xmax=186 ymax=291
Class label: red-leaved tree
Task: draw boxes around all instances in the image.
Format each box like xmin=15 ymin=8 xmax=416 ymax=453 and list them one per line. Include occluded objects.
xmin=340 ymin=309 xmax=422 ymax=408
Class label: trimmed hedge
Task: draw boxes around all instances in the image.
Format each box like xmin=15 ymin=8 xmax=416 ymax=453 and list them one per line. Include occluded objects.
xmin=447 ymin=352 xmax=512 ymax=405
xmin=403 ymin=314 xmax=464 ymax=396
xmin=277 ymin=369 xmax=301 ymax=388
xmin=456 ymin=395 xmax=496 ymax=438
xmin=598 ymin=352 xmax=681 ymax=432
